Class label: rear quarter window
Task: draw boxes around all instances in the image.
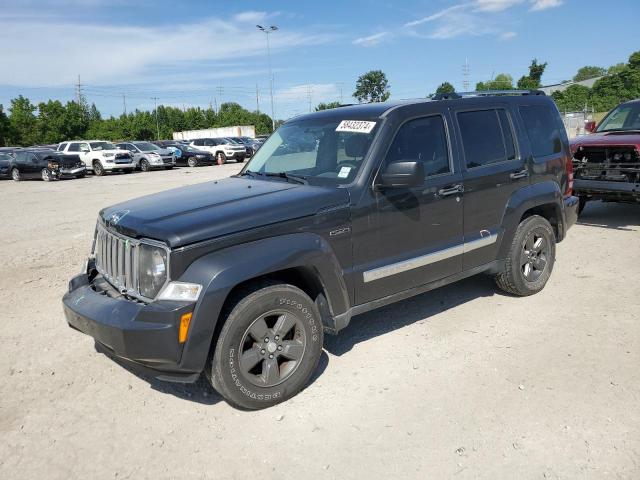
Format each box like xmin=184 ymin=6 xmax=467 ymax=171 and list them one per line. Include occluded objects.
xmin=519 ymin=105 xmax=563 ymax=157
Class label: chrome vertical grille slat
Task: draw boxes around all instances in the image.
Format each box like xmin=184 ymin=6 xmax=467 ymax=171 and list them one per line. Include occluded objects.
xmin=92 ymin=222 xmax=169 ymax=302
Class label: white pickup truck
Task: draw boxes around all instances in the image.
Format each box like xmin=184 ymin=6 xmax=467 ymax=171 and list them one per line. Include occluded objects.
xmin=57 ymin=140 xmax=135 ymax=176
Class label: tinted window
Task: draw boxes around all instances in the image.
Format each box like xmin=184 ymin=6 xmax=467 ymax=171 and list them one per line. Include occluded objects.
xmin=519 ymin=105 xmax=563 ymax=157
xmin=458 ymin=109 xmax=516 ymax=168
xmin=68 ymin=143 xmax=80 ymax=152
xmin=385 ymin=115 xmax=451 ymax=177
xmin=58 ymin=143 xmax=67 ymax=151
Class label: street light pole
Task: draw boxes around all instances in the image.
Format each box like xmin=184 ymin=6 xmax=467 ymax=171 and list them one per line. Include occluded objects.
xmin=256 ymin=24 xmax=278 ymax=132
xmin=151 ymin=97 xmax=160 ymax=140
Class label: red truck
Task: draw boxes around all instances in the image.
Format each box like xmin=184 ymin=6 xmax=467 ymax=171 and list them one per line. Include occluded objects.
xmin=571 ymin=99 xmax=640 ymax=213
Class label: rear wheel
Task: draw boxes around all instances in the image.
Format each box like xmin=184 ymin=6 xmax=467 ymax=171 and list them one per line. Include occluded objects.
xmin=11 ymin=168 xmax=21 ymax=182
xmin=187 ymin=157 xmax=198 ymax=168
xmin=93 ymin=161 xmax=105 ymax=176
xmin=208 ymin=282 xmax=323 ymax=410
xmin=495 ymin=215 xmax=556 ymax=296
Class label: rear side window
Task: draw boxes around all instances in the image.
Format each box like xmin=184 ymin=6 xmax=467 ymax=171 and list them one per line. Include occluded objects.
xmin=458 ymin=109 xmax=517 ymax=168
xmin=58 ymin=143 xmax=67 ymax=151
xmin=385 ymin=115 xmax=451 ymax=177
xmin=519 ymin=105 xmax=563 ymax=157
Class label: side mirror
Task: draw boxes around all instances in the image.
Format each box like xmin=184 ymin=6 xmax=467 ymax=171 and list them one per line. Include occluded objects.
xmin=585 ymin=121 xmax=597 ymax=133
xmin=379 ymin=161 xmax=424 ymax=188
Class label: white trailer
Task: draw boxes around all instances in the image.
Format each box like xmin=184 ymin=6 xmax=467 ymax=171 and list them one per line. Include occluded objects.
xmin=173 ymin=125 xmax=256 ymax=141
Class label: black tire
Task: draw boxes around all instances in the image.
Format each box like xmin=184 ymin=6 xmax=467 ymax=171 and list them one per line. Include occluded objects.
xmin=237 ymin=156 xmax=245 ymax=163
xmin=187 ymin=157 xmax=198 ymax=168
xmin=578 ymin=196 xmax=587 ymax=215
xmin=208 ymin=282 xmax=324 ymax=410
xmin=11 ymin=168 xmax=21 ymax=182
xmin=216 ymin=152 xmax=226 ymax=165
xmin=495 ymin=215 xmax=556 ymax=296
xmin=41 ymin=168 xmax=52 ymax=182
xmin=140 ymin=159 xmax=150 ymax=172
xmin=93 ymin=161 xmax=105 ymax=176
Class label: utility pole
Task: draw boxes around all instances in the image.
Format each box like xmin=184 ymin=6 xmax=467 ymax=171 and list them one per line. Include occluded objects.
xmin=122 ymin=93 xmax=127 ymax=115
xmin=256 ymin=84 xmax=260 ymax=114
xmin=151 ymin=97 xmax=160 ymax=140
xmin=256 ymin=24 xmax=278 ymax=131
xmin=462 ymin=58 xmax=470 ymax=91
xmin=337 ymin=82 xmax=344 ymax=104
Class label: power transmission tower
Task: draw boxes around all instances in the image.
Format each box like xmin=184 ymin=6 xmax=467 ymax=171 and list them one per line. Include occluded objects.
xmin=151 ymin=97 xmax=160 ymax=140
xmin=337 ymin=82 xmax=344 ymax=103
xmin=462 ymin=58 xmax=470 ymax=91
xmin=76 ymin=74 xmax=83 ymax=104
xmin=216 ymin=86 xmax=224 ymax=107
xmin=122 ymin=93 xmax=127 ymax=115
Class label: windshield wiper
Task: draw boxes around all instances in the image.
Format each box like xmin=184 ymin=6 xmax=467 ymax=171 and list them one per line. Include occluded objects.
xmin=238 ymin=170 xmax=259 ymax=178
xmin=264 ymin=172 xmax=308 ymax=185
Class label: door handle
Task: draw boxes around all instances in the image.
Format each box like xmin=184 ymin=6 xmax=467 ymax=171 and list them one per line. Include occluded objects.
xmin=510 ymin=169 xmax=529 ymax=180
xmin=437 ymin=184 xmax=464 ymax=197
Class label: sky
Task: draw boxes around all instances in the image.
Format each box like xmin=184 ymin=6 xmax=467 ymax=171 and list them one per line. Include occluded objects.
xmin=0 ymin=0 xmax=638 ymax=120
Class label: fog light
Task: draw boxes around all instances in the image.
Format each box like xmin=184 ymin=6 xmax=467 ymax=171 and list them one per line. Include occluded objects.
xmin=179 ymin=312 xmax=192 ymax=343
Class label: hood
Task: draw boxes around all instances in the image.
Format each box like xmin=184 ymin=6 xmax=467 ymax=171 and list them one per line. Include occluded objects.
xmin=100 ymin=177 xmax=350 ymax=248
xmin=571 ymin=131 xmax=640 ymax=149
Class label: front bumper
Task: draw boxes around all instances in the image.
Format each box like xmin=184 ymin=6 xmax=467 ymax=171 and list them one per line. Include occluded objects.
xmin=63 ymin=272 xmax=199 ymax=382
xmin=574 ymin=179 xmax=640 ymax=201
xmin=103 ymin=162 xmax=135 ymax=170
xmin=225 ymin=151 xmax=246 ymax=162
xmin=60 ymin=166 xmax=86 ymax=177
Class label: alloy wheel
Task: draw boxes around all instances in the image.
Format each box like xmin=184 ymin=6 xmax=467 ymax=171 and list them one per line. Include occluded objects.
xmin=238 ymin=310 xmax=306 ymax=388
xmin=521 ymin=231 xmax=548 ymax=282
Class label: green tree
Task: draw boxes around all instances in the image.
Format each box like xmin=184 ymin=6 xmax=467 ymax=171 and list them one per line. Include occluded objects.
xmin=517 ymin=59 xmax=547 ymax=89
xmin=573 ymin=66 xmax=606 ymax=82
xmin=478 ymin=74 xmax=513 ymax=90
xmin=354 ymin=70 xmax=391 ymax=103
xmin=551 ymin=85 xmax=591 ymax=112
xmin=36 ymin=100 xmax=67 ymax=143
xmin=435 ymin=82 xmax=455 ymax=94
xmin=629 ymin=50 xmax=640 ymax=70
xmin=0 ymin=104 xmax=11 ymax=146
xmin=315 ymin=101 xmax=342 ymax=111
xmin=9 ymin=95 xmax=38 ymax=146
xmin=608 ymin=63 xmax=626 ymax=75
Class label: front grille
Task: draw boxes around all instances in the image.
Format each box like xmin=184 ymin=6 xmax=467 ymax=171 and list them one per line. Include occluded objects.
xmin=115 ymin=153 xmax=131 ymax=160
xmin=94 ymin=223 xmax=140 ymax=295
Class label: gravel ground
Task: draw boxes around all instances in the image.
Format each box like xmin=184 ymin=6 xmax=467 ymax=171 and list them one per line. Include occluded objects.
xmin=0 ymin=165 xmax=638 ymax=479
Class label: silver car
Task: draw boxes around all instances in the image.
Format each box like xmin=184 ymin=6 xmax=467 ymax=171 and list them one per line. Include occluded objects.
xmin=116 ymin=141 xmax=176 ymax=172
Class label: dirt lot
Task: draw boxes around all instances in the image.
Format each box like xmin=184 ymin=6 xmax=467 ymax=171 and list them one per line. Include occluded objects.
xmin=1 ymin=165 xmax=639 ymax=479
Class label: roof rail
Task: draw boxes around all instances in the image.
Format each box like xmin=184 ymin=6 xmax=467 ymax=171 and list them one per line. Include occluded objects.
xmin=432 ymin=89 xmax=545 ymax=100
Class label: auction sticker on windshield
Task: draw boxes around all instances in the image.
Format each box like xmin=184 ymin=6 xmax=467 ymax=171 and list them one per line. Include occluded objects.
xmin=336 ymin=120 xmax=376 ymax=134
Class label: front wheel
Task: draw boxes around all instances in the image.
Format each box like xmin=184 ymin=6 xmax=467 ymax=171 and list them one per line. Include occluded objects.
xmin=208 ymin=282 xmax=324 ymax=410
xmin=215 ymin=152 xmax=226 ymax=165
xmin=140 ymin=159 xmax=151 ymax=172
xmin=495 ymin=215 xmax=556 ymax=296
xmin=187 ymin=157 xmax=198 ymax=168
xmin=11 ymin=168 xmax=21 ymax=182
xmin=93 ymin=161 xmax=105 ymax=176
xmin=41 ymin=168 xmax=52 ymax=181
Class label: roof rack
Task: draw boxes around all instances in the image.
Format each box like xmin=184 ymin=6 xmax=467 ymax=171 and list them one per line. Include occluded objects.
xmin=432 ymin=89 xmax=545 ymax=100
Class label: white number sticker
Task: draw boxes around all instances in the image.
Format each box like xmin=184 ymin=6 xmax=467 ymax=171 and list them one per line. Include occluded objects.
xmin=335 ymin=120 xmax=376 ymax=134
xmin=338 ymin=166 xmax=352 ymax=178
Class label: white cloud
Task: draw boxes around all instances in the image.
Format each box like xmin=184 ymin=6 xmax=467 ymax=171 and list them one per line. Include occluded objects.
xmin=274 ymin=83 xmax=340 ymax=108
xmin=499 ymin=31 xmax=517 ymax=40
xmin=0 ymin=17 xmax=336 ymax=87
xmin=404 ymin=4 xmax=466 ymax=28
xmin=233 ymin=11 xmax=269 ymax=23
xmin=353 ymin=32 xmax=390 ymax=47
xmin=530 ymin=0 xmax=562 ymax=11
xmin=474 ymin=0 xmax=523 ymax=12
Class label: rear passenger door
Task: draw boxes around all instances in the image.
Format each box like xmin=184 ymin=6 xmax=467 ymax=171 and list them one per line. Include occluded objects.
xmin=453 ymin=106 xmax=528 ymax=270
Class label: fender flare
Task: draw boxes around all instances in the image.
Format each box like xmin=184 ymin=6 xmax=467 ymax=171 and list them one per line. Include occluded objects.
xmin=497 ymin=181 xmax=564 ymax=260
xmin=175 ymin=233 xmax=349 ymax=373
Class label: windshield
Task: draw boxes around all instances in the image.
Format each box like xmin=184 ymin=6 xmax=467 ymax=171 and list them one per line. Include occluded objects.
xmin=181 ymin=145 xmax=199 ymax=152
xmin=0 ymin=152 xmax=12 ymax=161
xmin=90 ymin=141 xmax=117 ymax=151
xmin=244 ymin=117 xmax=378 ymax=185
xmin=135 ymin=142 xmax=160 ymax=151
xmin=597 ymin=103 xmax=640 ymax=132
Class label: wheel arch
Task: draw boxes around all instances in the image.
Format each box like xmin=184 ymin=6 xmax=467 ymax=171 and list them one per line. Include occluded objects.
xmin=497 ymin=181 xmax=565 ymax=260
xmin=174 ymin=233 xmax=349 ymax=373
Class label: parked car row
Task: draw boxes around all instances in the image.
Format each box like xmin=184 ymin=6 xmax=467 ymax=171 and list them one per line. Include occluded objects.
xmin=0 ymin=135 xmax=267 ymax=182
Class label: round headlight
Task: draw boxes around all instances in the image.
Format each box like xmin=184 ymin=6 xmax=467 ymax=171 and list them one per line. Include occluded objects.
xmin=138 ymin=243 xmax=168 ymax=298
